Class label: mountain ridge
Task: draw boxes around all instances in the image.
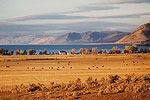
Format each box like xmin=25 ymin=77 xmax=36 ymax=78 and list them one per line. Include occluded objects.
xmin=0 ymin=31 xmax=129 ymax=45
xmin=40 ymin=31 xmax=129 ymax=44
xmin=117 ymin=23 xmax=150 ymax=44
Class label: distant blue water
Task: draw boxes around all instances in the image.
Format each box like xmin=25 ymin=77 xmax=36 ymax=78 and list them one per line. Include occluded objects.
xmin=0 ymin=44 xmax=149 ymax=54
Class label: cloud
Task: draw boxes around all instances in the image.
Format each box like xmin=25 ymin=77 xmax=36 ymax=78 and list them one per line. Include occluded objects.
xmin=72 ymin=5 xmax=119 ymax=13
xmin=62 ymin=5 xmax=120 ymax=14
xmin=96 ymin=12 xmax=150 ymax=19
xmin=93 ymin=0 xmax=150 ymax=5
xmin=6 ymin=12 xmax=150 ymax=23
xmin=108 ymin=0 xmax=150 ymax=4
xmin=6 ymin=5 xmax=120 ymax=22
xmin=6 ymin=14 xmax=90 ymax=22
xmin=0 ymin=21 xmax=136 ymax=36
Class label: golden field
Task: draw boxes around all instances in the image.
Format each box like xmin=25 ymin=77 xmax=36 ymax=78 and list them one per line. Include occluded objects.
xmin=0 ymin=54 xmax=150 ymax=100
xmin=0 ymin=54 xmax=150 ymax=86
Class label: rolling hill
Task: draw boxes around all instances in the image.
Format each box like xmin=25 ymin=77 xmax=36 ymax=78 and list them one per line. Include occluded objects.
xmin=117 ymin=23 xmax=150 ymax=44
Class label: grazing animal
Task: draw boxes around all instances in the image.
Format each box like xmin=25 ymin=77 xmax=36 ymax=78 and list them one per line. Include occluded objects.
xmin=96 ymin=67 xmax=98 ymax=68
xmin=62 ymin=66 xmax=65 ymax=68
xmin=57 ymin=69 xmax=59 ymax=70
xmin=88 ymin=68 xmax=90 ymax=69
xmin=42 ymin=67 xmax=44 ymax=69
xmin=58 ymin=67 xmax=60 ymax=69
xmin=70 ymin=67 xmax=72 ymax=69
xmin=6 ymin=65 xmax=10 ymax=68
xmin=51 ymin=67 xmax=53 ymax=69
xmin=123 ymin=61 xmax=125 ymax=63
xmin=92 ymin=66 xmax=94 ymax=67
xmin=102 ymin=65 xmax=104 ymax=67
xmin=133 ymin=61 xmax=135 ymax=63
xmin=143 ymin=63 xmax=144 ymax=64
xmin=32 ymin=67 xmax=35 ymax=69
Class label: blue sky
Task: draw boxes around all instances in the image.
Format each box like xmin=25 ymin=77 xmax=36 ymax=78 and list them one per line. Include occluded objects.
xmin=0 ymin=0 xmax=150 ymax=36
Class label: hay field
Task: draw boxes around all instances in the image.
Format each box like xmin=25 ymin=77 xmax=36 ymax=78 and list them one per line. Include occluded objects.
xmin=0 ymin=54 xmax=150 ymax=87
xmin=0 ymin=54 xmax=150 ymax=100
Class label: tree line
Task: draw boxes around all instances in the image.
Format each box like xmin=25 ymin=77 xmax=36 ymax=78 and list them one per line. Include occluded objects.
xmin=0 ymin=45 xmax=150 ymax=55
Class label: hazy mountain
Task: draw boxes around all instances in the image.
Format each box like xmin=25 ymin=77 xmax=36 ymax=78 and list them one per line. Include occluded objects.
xmin=0 ymin=31 xmax=129 ymax=45
xmin=0 ymin=35 xmax=56 ymax=45
xmin=117 ymin=23 xmax=150 ymax=44
xmin=0 ymin=35 xmax=35 ymax=45
xmin=29 ymin=36 xmax=56 ymax=44
xmin=52 ymin=31 xmax=130 ymax=44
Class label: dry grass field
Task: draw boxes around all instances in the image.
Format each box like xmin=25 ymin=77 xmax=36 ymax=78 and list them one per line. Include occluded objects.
xmin=0 ymin=54 xmax=150 ymax=100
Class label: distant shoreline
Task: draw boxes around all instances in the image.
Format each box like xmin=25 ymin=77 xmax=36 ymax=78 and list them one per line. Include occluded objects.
xmin=90 ymin=42 xmax=131 ymax=45
xmin=0 ymin=43 xmax=141 ymax=45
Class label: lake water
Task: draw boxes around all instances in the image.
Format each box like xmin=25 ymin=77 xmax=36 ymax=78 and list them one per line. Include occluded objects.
xmin=0 ymin=44 xmax=149 ymax=54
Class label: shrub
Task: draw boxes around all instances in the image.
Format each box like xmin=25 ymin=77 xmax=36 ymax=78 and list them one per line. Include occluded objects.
xmin=108 ymin=75 xmax=120 ymax=83
xmin=28 ymin=84 xmax=42 ymax=92
xmin=5 ymin=74 xmax=150 ymax=99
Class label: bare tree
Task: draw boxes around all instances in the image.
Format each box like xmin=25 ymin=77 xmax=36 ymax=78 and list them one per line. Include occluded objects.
xmin=110 ymin=46 xmax=121 ymax=54
xmin=5 ymin=50 xmax=10 ymax=55
xmin=44 ymin=49 xmax=47 ymax=55
xmin=16 ymin=49 xmax=20 ymax=55
xmin=71 ymin=48 xmax=76 ymax=54
xmin=20 ymin=50 xmax=24 ymax=55
xmin=102 ymin=49 xmax=107 ymax=54
xmin=92 ymin=48 xmax=98 ymax=55
xmin=131 ymin=44 xmax=138 ymax=53
xmin=79 ymin=48 xmax=85 ymax=54
xmin=0 ymin=48 xmax=4 ymax=55
xmin=11 ymin=50 xmax=14 ymax=55
xmin=28 ymin=49 xmax=34 ymax=55
xmin=124 ymin=45 xmax=138 ymax=53
xmin=85 ymin=49 xmax=90 ymax=55
xmin=24 ymin=50 xmax=27 ymax=55
xmin=7 ymin=51 xmax=10 ymax=55
xmin=124 ymin=46 xmax=132 ymax=53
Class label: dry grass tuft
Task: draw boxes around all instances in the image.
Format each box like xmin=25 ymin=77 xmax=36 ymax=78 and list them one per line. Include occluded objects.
xmin=1 ymin=74 xmax=150 ymax=99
